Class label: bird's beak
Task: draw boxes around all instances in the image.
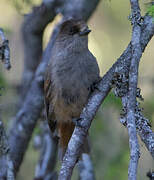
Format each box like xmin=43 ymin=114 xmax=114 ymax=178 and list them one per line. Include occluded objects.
xmin=79 ymin=27 xmax=91 ymax=36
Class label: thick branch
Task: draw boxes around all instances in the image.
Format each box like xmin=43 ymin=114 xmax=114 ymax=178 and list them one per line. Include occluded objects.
xmin=21 ymin=0 xmax=62 ymax=98
xmin=8 ymin=26 xmax=59 ymax=174
xmin=62 ymin=0 xmax=99 ymax=20
xmin=58 ymin=15 xmax=154 ymax=179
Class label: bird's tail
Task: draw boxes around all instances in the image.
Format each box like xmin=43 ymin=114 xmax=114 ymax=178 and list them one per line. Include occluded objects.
xmin=58 ymin=121 xmax=90 ymax=160
xmin=58 ymin=121 xmax=74 ymax=160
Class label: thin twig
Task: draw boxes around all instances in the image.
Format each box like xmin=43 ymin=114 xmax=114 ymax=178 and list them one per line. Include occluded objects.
xmin=34 ymin=122 xmax=58 ymax=180
xmin=78 ymin=153 xmax=95 ymax=180
xmin=125 ymin=0 xmax=142 ymax=179
xmin=136 ymin=112 xmax=154 ymax=158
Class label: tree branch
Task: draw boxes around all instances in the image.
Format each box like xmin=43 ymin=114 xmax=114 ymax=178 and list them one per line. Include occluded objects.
xmin=125 ymin=0 xmax=142 ymax=179
xmin=58 ymin=14 xmax=154 ymax=179
xmin=78 ymin=153 xmax=95 ymax=180
xmin=0 ymin=119 xmax=15 ymax=180
xmin=62 ymin=0 xmax=99 ymax=20
xmin=21 ymin=0 xmax=63 ymax=98
xmin=0 ymin=28 xmax=11 ymax=70
xmin=34 ymin=122 xmax=58 ymax=180
xmin=0 ymin=28 xmax=14 ymax=180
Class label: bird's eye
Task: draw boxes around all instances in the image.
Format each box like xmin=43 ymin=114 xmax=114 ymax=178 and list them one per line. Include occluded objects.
xmin=69 ymin=26 xmax=79 ymax=35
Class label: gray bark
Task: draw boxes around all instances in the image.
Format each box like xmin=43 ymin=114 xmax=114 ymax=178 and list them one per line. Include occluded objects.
xmin=126 ymin=0 xmax=142 ymax=179
xmin=21 ymin=0 xmax=63 ymax=98
xmin=0 ymin=120 xmax=14 ymax=180
xmin=34 ymin=122 xmax=58 ymax=180
xmin=0 ymin=28 xmax=11 ymax=70
xmin=78 ymin=153 xmax=95 ymax=180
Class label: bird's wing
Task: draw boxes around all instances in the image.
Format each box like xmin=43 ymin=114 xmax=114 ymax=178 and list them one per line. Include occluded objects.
xmin=44 ymin=68 xmax=56 ymax=132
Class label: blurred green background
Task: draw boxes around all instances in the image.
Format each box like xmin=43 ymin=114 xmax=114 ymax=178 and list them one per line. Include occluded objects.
xmin=0 ymin=0 xmax=154 ymax=179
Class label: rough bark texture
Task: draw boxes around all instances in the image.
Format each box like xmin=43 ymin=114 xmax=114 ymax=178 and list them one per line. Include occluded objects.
xmin=0 ymin=29 xmax=14 ymax=180
xmin=126 ymin=0 xmax=141 ymax=179
xmin=0 ymin=120 xmax=15 ymax=180
xmin=0 ymin=28 xmax=11 ymax=70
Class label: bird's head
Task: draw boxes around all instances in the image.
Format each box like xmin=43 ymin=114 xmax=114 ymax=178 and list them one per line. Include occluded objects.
xmin=56 ymin=19 xmax=91 ymax=52
xmin=59 ymin=19 xmax=91 ymax=37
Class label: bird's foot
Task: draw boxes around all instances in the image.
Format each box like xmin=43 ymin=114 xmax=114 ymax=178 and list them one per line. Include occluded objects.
xmin=90 ymin=78 xmax=101 ymax=92
xmin=72 ymin=118 xmax=82 ymax=127
xmin=91 ymin=82 xmax=99 ymax=92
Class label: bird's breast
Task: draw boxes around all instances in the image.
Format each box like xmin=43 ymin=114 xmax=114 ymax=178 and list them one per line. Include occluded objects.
xmin=52 ymin=56 xmax=90 ymax=106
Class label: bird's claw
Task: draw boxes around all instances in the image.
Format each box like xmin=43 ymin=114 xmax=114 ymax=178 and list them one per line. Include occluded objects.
xmin=72 ymin=118 xmax=82 ymax=127
xmin=90 ymin=78 xmax=101 ymax=92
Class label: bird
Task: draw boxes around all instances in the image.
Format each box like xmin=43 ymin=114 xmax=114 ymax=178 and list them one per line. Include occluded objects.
xmin=44 ymin=18 xmax=100 ymax=159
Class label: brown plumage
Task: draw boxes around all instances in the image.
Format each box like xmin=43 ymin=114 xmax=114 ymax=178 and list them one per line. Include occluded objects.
xmin=44 ymin=19 xmax=100 ymax=158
